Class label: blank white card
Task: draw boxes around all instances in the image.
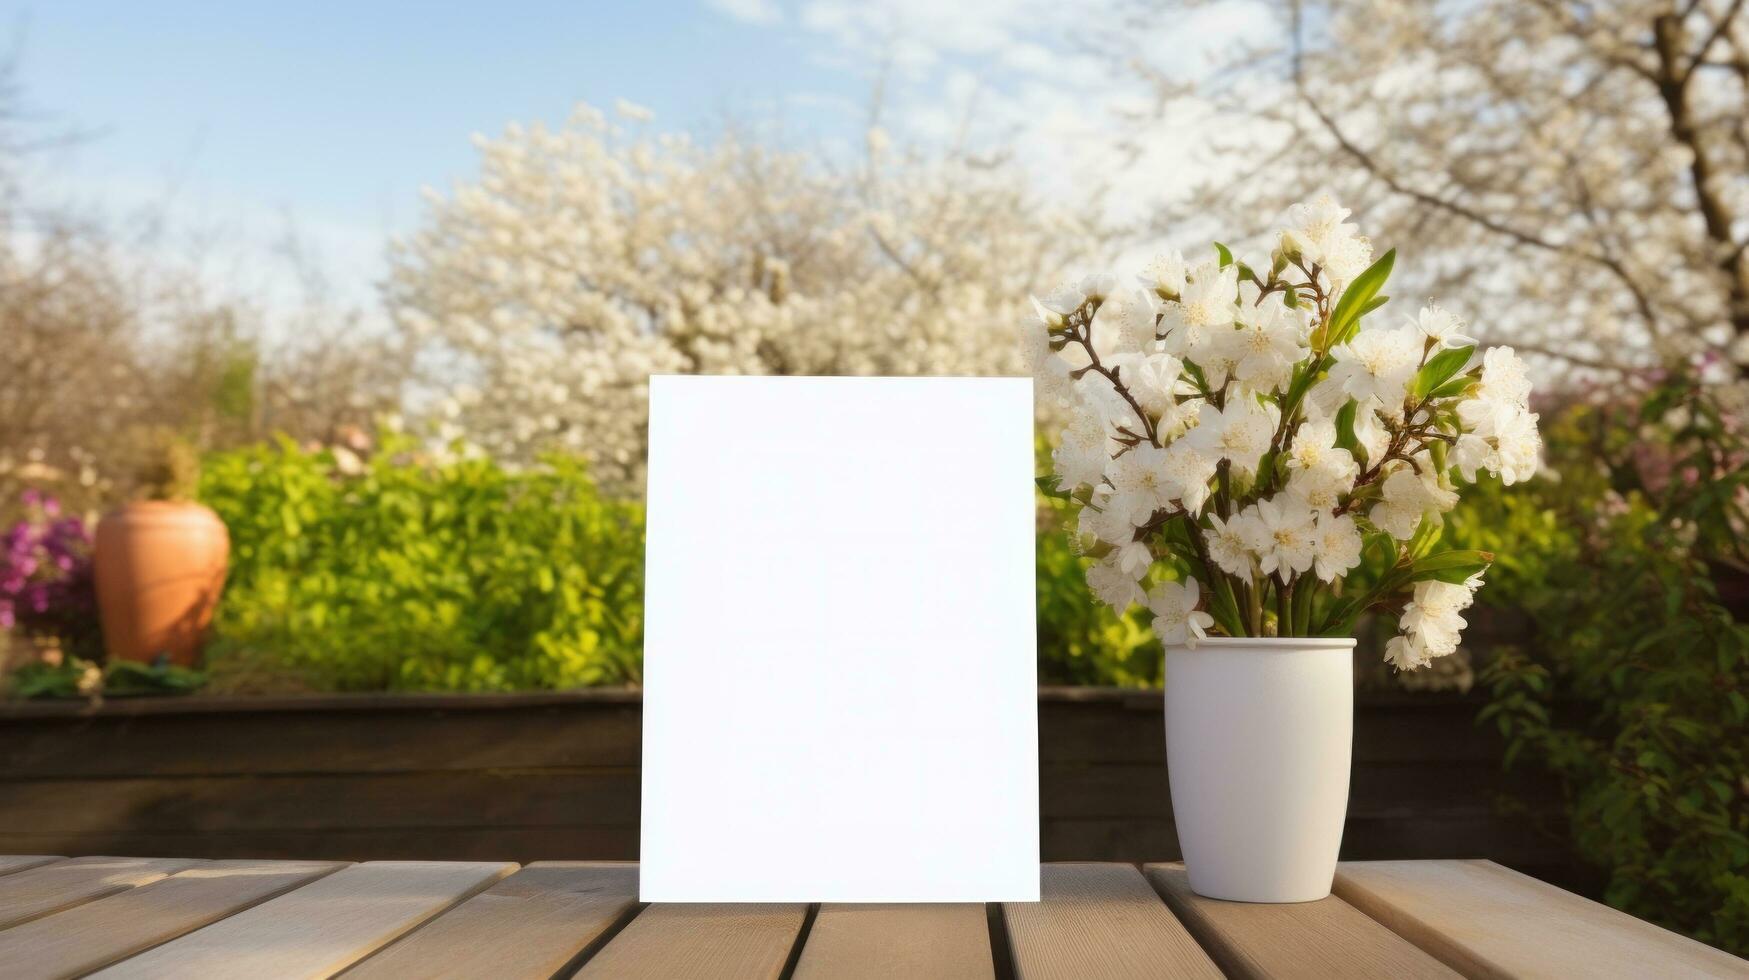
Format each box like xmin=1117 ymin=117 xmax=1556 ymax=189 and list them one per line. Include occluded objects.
xmin=640 ymin=375 xmax=1039 ymax=902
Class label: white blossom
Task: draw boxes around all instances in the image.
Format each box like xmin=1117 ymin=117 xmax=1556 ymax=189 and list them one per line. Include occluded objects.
xmin=1124 ymin=352 xmax=1195 ymax=425
xmin=1370 ymin=468 xmax=1435 ymax=539
xmin=1204 ymin=513 xmax=1256 ymax=578
xmin=1160 ymin=441 xmax=1219 ymax=513
xmin=1311 ymin=512 xmax=1363 ymax=582
xmin=392 ymin=102 xmax=1100 ymax=489
xmin=1281 ymin=195 xmax=1372 ymax=283
xmin=1384 ymin=633 xmax=1433 ymax=670
xmin=1239 ymin=495 xmax=1317 ymax=577
xmin=1454 ymin=346 xmax=1542 ymax=485
xmin=1139 ymin=249 xmax=1188 ymax=300
xmin=1351 ymin=401 xmax=1391 ymax=464
xmin=1285 ymin=463 xmax=1350 ymax=511
xmin=1053 ymin=413 xmax=1110 ymax=491
xmin=1033 ymin=197 xmax=1537 ymax=664
xmin=1159 ymin=261 xmax=1238 ymax=359
xmin=1412 ymin=303 xmax=1476 ymax=349
xmin=1181 ymin=397 xmax=1278 ymax=478
xmin=1326 ymin=327 xmax=1420 ymax=411
xmin=1087 ymin=557 xmax=1146 ymax=612
xmin=1107 ymin=445 xmax=1177 ymax=526
xmin=1476 ymin=346 xmax=1533 ymax=408
xmin=1393 ymin=577 xmax=1480 ymax=663
xmin=1147 ymin=577 xmax=1214 ymax=647
xmin=1096 ymin=289 xmax=1162 ymax=356
xmin=1225 ymin=295 xmax=1308 ymax=393
xmin=1077 ymin=495 xmax=1132 ymax=549
xmin=1285 ymin=419 xmax=1358 ymax=484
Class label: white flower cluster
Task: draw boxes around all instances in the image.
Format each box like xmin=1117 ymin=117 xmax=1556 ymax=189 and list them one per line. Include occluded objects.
xmin=388 ymin=103 xmax=1100 ymax=491
xmin=1028 ymin=196 xmax=1542 ymax=668
xmin=1387 ymin=578 xmax=1481 ymax=670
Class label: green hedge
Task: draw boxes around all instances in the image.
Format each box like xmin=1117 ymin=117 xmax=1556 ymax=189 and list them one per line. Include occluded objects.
xmin=200 ymin=436 xmax=1151 ymax=692
xmin=201 ymin=438 xmax=645 ymax=692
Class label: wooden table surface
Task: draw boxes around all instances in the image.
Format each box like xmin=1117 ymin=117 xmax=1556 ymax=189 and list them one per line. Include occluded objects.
xmin=0 ymin=857 xmax=1739 ymax=979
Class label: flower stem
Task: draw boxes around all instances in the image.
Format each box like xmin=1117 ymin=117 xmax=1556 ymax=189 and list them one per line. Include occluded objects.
xmin=1275 ymin=575 xmax=1293 ymax=637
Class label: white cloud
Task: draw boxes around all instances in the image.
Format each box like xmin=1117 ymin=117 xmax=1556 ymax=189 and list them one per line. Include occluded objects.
xmin=704 ymin=0 xmax=784 ymax=26
xmin=780 ymin=0 xmax=1282 ymax=238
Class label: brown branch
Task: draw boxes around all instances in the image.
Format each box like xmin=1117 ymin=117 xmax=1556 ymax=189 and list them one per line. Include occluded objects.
xmin=1065 ymin=301 xmax=1160 ymax=446
xmin=1683 ymin=0 xmax=1748 ymax=85
xmin=1654 ymin=8 xmax=1749 ymax=349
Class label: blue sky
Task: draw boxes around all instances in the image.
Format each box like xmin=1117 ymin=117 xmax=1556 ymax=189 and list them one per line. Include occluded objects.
xmin=7 ymin=0 xmax=1265 ymax=309
xmin=14 ymin=3 xmax=867 ymax=215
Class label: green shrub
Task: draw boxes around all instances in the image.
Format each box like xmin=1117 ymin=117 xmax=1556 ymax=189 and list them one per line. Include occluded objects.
xmin=1451 ymin=378 xmax=1749 ymax=955
xmin=200 ymin=437 xmax=644 ymax=692
xmin=1035 ymin=488 xmax=1159 ymax=686
xmin=201 ymin=433 xmax=1155 ymax=693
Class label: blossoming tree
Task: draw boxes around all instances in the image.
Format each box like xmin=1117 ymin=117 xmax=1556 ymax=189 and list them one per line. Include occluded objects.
xmin=389 ymin=103 xmax=1102 ymax=490
xmin=1129 ymin=0 xmax=1749 ymax=378
xmin=1028 ymin=197 xmax=1541 ymax=669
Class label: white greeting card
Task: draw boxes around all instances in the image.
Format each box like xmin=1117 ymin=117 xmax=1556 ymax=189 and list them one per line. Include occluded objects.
xmin=640 ymin=375 xmax=1039 ymax=902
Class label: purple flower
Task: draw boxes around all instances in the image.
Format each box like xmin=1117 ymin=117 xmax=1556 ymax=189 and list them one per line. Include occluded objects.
xmin=1 ymin=491 xmax=98 ymax=654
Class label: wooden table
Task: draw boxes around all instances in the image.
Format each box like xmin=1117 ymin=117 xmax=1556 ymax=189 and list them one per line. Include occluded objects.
xmin=0 ymin=857 xmax=1739 ymax=979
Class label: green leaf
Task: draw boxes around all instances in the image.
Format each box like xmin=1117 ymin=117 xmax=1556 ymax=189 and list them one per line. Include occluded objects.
xmin=1035 ymin=475 xmax=1073 ymax=501
xmin=1334 ymin=400 xmax=1359 ymax=453
xmin=1359 ymin=294 xmax=1390 ymax=317
xmin=1413 ymin=345 xmax=1477 ymax=400
xmin=1183 ymin=359 xmax=1211 ymax=395
xmin=1323 ymin=249 xmax=1395 ymax=348
xmin=1409 ymin=549 xmax=1494 ymax=584
xmin=1427 ymin=373 xmax=1479 ymax=401
xmin=1214 ymin=242 xmax=1234 ymax=267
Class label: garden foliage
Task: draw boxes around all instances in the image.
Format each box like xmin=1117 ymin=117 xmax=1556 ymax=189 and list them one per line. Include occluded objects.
xmin=199 ymin=436 xmax=646 ymax=692
xmin=1035 ymin=486 xmax=1159 ymax=686
xmin=193 ymin=434 xmax=1143 ymax=692
xmin=1455 ymin=376 xmax=1749 ymax=955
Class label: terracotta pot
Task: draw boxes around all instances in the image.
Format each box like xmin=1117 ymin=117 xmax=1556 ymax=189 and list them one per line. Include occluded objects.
xmin=94 ymin=501 xmax=230 ymax=667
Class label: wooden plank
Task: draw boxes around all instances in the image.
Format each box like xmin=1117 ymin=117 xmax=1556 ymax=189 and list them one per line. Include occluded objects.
xmin=0 ymin=855 xmax=60 ymax=877
xmin=0 ymin=825 xmax=640 ymax=863
xmin=1040 ymin=812 xmax=1563 ymax=867
xmin=1038 ymin=695 xmax=1501 ymax=765
xmin=574 ymin=903 xmax=808 ymax=979
xmin=0 ymin=704 xmax=643 ymax=776
xmin=1144 ymin=863 xmax=1458 ymax=979
xmin=0 ymin=856 xmax=196 ymax=928
xmin=0 ymin=771 xmax=641 ymax=833
xmin=0 ymin=859 xmax=343 ymax=980
xmin=2 ymin=694 xmax=1481 ymax=776
xmin=345 ymin=862 xmax=639 ymax=980
xmin=1002 ymin=863 xmax=1220 ymax=979
xmin=793 ymin=904 xmax=994 ymax=980
xmin=1043 ymin=761 xmax=1549 ymax=819
xmin=0 ymin=689 xmax=642 ymax=718
xmin=91 ymin=860 xmax=515 ymax=979
xmin=1335 ymin=859 xmax=1749 ymax=979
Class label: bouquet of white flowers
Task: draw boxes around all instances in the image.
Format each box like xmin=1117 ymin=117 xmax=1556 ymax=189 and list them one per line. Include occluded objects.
xmin=1026 ymin=196 xmax=1541 ymax=670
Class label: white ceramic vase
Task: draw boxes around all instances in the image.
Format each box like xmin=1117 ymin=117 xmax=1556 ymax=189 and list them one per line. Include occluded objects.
xmin=1164 ymin=636 xmax=1356 ymax=903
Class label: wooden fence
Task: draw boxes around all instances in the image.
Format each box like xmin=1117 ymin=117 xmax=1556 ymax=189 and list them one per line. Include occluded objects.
xmin=0 ymin=688 xmax=1585 ymax=892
